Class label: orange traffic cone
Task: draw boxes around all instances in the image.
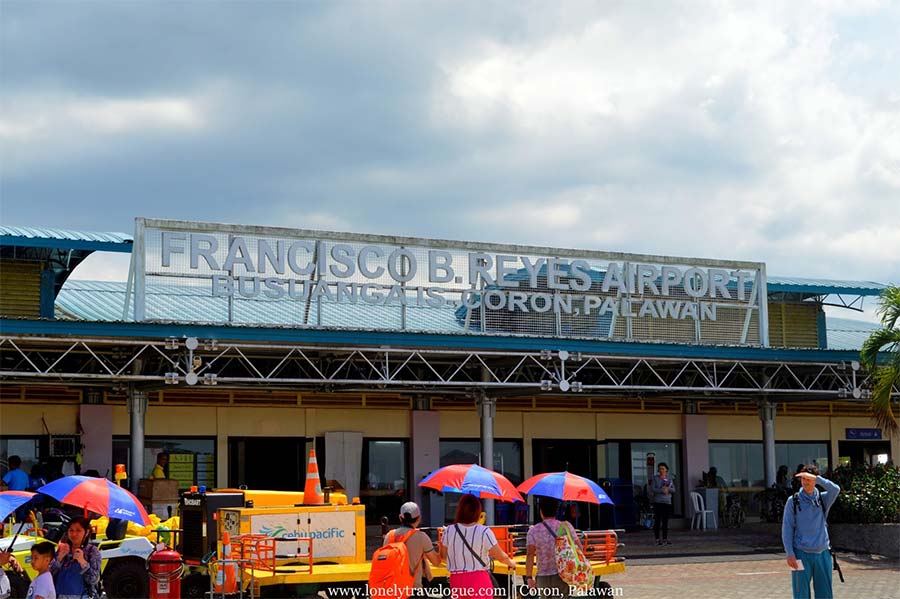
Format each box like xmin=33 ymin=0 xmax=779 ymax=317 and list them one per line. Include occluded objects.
xmin=303 ymin=449 xmax=324 ymax=504
xmin=222 ymin=531 xmax=237 ymax=592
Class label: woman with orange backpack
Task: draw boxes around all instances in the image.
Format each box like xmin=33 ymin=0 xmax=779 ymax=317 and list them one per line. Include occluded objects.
xmin=369 ymin=502 xmax=441 ymax=599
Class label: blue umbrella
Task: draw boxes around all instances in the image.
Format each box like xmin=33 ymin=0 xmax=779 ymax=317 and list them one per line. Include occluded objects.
xmin=1 ymin=491 xmax=37 ymax=552
xmin=37 ymin=476 xmax=150 ymax=525
xmin=0 ymin=491 xmax=35 ymax=520
xmin=418 ymin=464 xmax=524 ymax=502
xmin=518 ymin=472 xmax=614 ymax=505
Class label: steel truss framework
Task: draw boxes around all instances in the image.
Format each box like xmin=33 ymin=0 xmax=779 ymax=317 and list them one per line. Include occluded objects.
xmin=2 ymin=335 xmax=897 ymax=401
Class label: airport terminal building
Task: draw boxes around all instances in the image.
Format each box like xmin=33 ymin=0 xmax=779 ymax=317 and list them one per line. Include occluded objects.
xmin=1 ymin=218 xmax=896 ymax=526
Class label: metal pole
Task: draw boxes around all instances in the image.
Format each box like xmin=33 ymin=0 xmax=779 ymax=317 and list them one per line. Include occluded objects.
xmin=479 ymin=390 xmax=496 ymax=525
xmin=133 ymin=219 xmax=146 ymax=321
xmin=121 ymin=249 xmax=135 ymax=321
xmin=128 ymin=387 xmax=147 ymax=494
xmin=759 ymin=399 xmax=776 ymax=487
xmin=758 ymin=264 xmax=770 ymax=347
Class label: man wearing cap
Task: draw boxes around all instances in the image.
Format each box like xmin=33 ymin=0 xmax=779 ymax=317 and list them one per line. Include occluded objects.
xmin=383 ymin=502 xmax=442 ymax=592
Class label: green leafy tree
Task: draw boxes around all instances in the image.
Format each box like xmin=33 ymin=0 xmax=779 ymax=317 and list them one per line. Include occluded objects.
xmin=860 ymin=285 xmax=900 ymax=434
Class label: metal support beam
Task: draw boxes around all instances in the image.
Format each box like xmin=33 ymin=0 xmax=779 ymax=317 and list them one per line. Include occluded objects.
xmin=127 ymin=387 xmax=147 ymax=494
xmin=1 ymin=335 xmax=895 ymax=399
xmin=759 ymin=399 xmax=777 ymax=487
xmin=479 ymin=390 xmax=496 ymax=525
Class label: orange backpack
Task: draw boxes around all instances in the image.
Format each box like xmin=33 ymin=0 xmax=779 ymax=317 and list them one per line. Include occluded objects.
xmin=369 ymin=529 xmax=420 ymax=599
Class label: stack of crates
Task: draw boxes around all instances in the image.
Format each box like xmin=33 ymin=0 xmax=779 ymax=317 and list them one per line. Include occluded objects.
xmin=168 ymin=453 xmax=195 ymax=490
xmin=197 ymin=454 xmax=215 ymax=489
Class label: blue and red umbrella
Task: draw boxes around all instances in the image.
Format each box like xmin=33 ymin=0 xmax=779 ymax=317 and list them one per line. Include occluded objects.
xmin=0 ymin=490 xmax=36 ymax=520
xmin=517 ymin=471 xmax=614 ymax=505
xmin=37 ymin=476 xmax=150 ymax=525
xmin=419 ymin=464 xmax=524 ymax=502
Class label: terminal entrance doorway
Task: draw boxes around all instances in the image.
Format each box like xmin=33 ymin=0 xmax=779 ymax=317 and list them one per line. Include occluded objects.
xmin=532 ymin=439 xmax=598 ymax=528
xmin=228 ymin=437 xmax=306 ymax=490
xmin=838 ymin=440 xmax=891 ymax=467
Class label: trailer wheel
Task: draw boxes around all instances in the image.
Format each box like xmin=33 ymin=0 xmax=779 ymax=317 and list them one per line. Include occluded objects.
xmin=182 ymin=572 xmax=209 ymax=598
xmin=103 ymin=558 xmax=149 ymax=599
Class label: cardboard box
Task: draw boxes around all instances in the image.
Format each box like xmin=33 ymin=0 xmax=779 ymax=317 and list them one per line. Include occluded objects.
xmin=138 ymin=478 xmax=180 ymax=501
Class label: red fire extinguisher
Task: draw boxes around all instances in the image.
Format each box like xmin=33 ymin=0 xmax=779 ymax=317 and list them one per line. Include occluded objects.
xmin=147 ymin=547 xmax=184 ymax=599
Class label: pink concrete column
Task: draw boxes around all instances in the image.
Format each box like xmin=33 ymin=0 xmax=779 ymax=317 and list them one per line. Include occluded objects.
xmin=682 ymin=413 xmax=709 ymax=511
xmin=79 ymin=404 xmax=113 ymax=475
xmin=410 ymin=409 xmax=440 ymax=526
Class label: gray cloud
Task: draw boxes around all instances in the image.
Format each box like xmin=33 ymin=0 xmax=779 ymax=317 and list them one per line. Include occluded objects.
xmin=1 ymin=1 xmax=898 ymax=297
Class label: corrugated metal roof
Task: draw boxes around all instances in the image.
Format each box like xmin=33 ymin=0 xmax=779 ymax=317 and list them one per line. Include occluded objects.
xmin=825 ymin=317 xmax=882 ymax=351
xmin=768 ymin=276 xmax=886 ymax=296
xmin=57 ymin=280 xmax=892 ymax=349
xmin=55 ymin=280 xmax=462 ymax=331
xmin=0 ymin=226 xmax=132 ymax=244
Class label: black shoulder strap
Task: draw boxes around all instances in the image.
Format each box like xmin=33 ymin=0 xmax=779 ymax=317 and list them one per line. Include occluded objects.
xmin=454 ymin=524 xmax=487 ymax=568
xmin=793 ymin=492 xmax=799 ymax=516
xmin=540 ymin=520 xmax=559 ymax=537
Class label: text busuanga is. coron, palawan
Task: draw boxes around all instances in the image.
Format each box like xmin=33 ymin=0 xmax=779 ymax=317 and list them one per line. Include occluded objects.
xmin=156 ymin=231 xmax=760 ymax=321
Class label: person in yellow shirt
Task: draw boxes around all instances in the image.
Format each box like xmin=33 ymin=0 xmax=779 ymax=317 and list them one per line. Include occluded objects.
xmin=150 ymin=453 xmax=168 ymax=479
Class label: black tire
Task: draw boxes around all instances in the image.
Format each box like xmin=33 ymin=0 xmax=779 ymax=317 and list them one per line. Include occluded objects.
xmin=103 ymin=558 xmax=149 ymax=599
xmin=181 ymin=573 xmax=209 ymax=599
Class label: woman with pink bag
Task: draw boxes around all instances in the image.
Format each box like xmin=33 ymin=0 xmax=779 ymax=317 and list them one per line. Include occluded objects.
xmin=439 ymin=494 xmax=517 ymax=597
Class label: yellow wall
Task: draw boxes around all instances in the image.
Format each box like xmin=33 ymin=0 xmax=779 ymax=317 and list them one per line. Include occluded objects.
xmin=6 ymin=401 xmax=898 ymax=487
xmin=708 ymin=416 xmax=761 ymax=440
xmin=112 ymin=406 xmax=219 ymax=436
xmin=0 ymin=260 xmax=42 ymax=318
xmin=440 ymin=412 xmax=522 ymax=438
xmin=523 ymin=412 xmax=595 ymax=439
xmin=775 ymin=417 xmax=830 ymax=440
xmin=768 ymin=302 xmax=820 ymax=348
xmin=0 ymin=404 xmax=80 ymax=435
xmin=307 ymin=408 xmax=405 ymax=437
xmin=596 ymin=414 xmax=682 ymax=439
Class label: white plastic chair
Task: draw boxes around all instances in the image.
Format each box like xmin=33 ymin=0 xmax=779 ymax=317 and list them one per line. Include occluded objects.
xmin=690 ymin=491 xmax=716 ymax=529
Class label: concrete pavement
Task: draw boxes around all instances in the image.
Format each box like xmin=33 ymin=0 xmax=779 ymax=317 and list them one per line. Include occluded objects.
xmin=611 ymin=554 xmax=900 ymax=598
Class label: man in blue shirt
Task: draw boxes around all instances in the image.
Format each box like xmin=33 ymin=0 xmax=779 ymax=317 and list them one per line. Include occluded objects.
xmin=781 ymin=464 xmax=841 ymax=599
xmin=1 ymin=456 xmax=29 ymax=491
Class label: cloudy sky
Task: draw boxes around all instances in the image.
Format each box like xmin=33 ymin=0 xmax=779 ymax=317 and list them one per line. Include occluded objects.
xmin=1 ymin=1 xmax=897 ymax=320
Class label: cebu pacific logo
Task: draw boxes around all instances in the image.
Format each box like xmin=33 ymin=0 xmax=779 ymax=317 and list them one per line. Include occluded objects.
xmin=112 ymin=507 xmax=136 ymax=517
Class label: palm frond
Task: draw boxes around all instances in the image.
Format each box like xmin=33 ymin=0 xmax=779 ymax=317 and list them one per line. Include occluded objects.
xmin=862 ymin=285 xmax=900 ymax=435
xmin=869 ymin=352 xmax=900 ymax=434
xmin=875 ymin=285 xmax=900 ymax=331
xmin=860 ymin=327 xmax=900 ymax=370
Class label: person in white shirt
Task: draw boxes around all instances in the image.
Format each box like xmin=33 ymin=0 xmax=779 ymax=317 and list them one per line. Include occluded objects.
xmin=439 ymin=494 xmax=517 ymax=595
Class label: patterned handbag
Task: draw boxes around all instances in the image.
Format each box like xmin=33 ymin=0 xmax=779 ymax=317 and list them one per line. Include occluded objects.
xmin=543 ymin=521 xmax=595 ymax=593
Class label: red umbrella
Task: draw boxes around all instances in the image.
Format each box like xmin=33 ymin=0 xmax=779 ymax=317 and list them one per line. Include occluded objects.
xmin=419 ymin=464 xmax=523 ymax=502
xmin=517 ymin=471 xmax=614 ymax=505
xmin=37 ymin=476 xmax=150 ymax=526
xmin=0 ymin=491 xmax=36 ymax=520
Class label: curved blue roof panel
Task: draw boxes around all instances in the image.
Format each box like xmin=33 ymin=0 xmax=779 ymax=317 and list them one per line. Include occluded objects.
xmin=767 ymin=276 xmax=886 ymax=296
xmin=0 ymin=226 xmax=132 ymax=252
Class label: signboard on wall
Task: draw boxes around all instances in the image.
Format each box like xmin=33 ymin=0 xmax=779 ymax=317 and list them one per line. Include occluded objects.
xmin=129 ymin=218 xmax=769 ymax=346
xmin=845 ymin=428 xmax=882 ymax=440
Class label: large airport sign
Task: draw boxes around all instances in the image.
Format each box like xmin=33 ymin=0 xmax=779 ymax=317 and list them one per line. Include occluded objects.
xmin=130 ymin=218 xmax=769 ymax=345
